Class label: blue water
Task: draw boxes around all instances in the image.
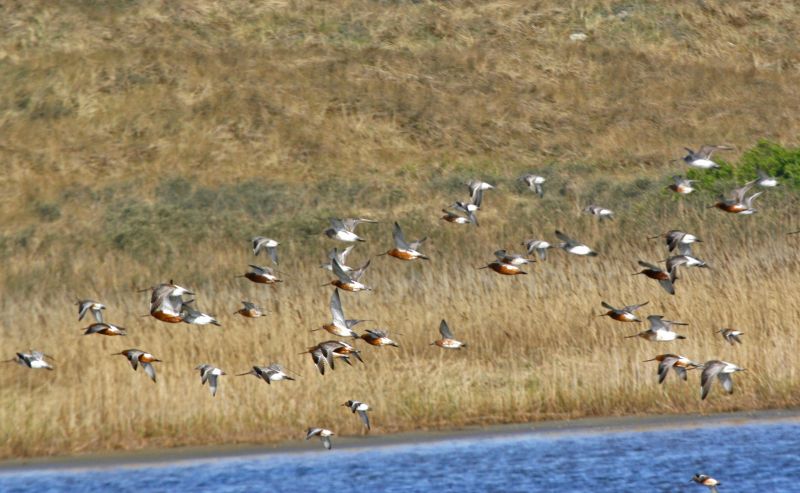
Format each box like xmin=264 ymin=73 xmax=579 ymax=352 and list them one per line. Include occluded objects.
xmin=1 ymin=422 xmax=798 ymax=492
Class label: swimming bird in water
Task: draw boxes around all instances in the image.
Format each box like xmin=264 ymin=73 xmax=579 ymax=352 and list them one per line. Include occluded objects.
xmin=148 ymin=281 xmax=193 ymax=323
xmin=555 ymin=230 xmax=598 ymax=257
xmin=195 ymin=364 xmax=225 ymax=396
xmin=432 ymin=320 xmax=466 ymax=349
xmin=234 ymin=301 xmax=267 ymax=318
xmin=314 ymin=288 xmax=367 ymax=338
xmin=717 ymin=328 xmax=743 ymax=345
xmin=3 ymin=351 xmax=54 ymax=370
xmin=77 ymin=299 xmax=106 ymax=323
xmin=599 ymin=301 xmax=648 ymax=322
xmin=691 ymin=474 xmax=721 ymax=493
xmin=666 ymin=175 xmax=696 ymax=195
xmin=83 ymin=322 xmax=127 ymax=336
xmin=324 ymin=218 xmax=377 ymax=243
xmin=634 ymin=260 xmax=675 ymax=295
xmin=251 ymin=237 xmax=279 ymax=265
xmin=649 ymin=230 xmax=701 ymax=253
xmin=328 ymin=257 xmax=372 ymax=292
xmin=181 ymin=302 xmax=221 ymax=327
xmin=681 ymin=145 xmax=732 ymax=169
xmin=113 ymin=349 xmax=161 ymax=382
xmin=643 ymin=354 xmax=702 ymax=384
xmin=240 ymin=264 xmax=282 ymax=284
xmin=625 ymin=315 xmax=687 ymax=342
xmin=320 ymin=246 xmax=356 ymax=272
xmin=237 ymin=364 xmax=295 ymax=385
xmin=360 ymin=329 xmax=400 ymax=347
xmin=382 ymin=222 xmax=429 ymax=261
xmin=519 ymin=174 xmax=545 ymax=197
xmin=700 ymin=360 xmax=745 ymax=400
xmin=343 ymin=400 xmax=371 ymax=430
xmin=306 ymin=428 xmax=335 ymax=450
xmin=583 ymin=205 xmax=614 ymax=220
xmin=521 ymin=239 xmax=552 ymax=260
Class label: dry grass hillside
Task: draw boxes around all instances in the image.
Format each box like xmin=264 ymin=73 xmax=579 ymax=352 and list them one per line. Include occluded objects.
xmin=1 ymin=1 xmax=800 ymax=458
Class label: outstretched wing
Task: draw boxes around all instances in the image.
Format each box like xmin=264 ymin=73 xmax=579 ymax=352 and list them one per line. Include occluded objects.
xmin=330 ymin=289 xmax=347 ymax=328
xmin=439 ymin=319 xmax=454 ymax=339
xmin=357 ymin=410 xmax=371 ymax=430
xmin=392 ymin=222 xmax=410 ymax=249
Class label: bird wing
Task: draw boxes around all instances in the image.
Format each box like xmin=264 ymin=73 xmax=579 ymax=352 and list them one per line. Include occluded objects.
xmin=719 ymin=372 xmax=734 ymax=394
xmin=331 ymin=257 xmax=353 ymax=283
xmin=409 ymin=236 xmax=427 ymax=251
xmin=352 ymin=259 xmax=371 ymax=282
xmin=439 ymin=319 xmax=454 ymax=339
xmin=637 ymin=260 xmax=660 ymax=271
xmin=600 ymin=301 xmax=615 ymax=311
xmin=470 ymin=187 xmax=484 ymax=208
xmin=658 ymin=278 xmax=675 ymax=295
xmin=268 ymin=246 xmax=279 ymax=265
xmin=358 ymin=410 xmax=371 ymax=430
xmin=252 ymin=237 xmax=266 ymax=255
xmin=322 ymin=436 xmax=332 ymax=450
xmin=554 ymin=230 xmax=574 ymax=244
xmin=208 ymin=374 xmax=218 ymax=396
xmin=623 ymin=301 xmax=648 ymax=312
xmin=330 ymin=289 xmax=347 ymax=328
xmin=77 ymin=301 xmax=91 ymax=321
xmin=657 ymin=356 xmax=678 ymax=384
xmin=673 ymin=366 xmax=688 ymax=381
xmin=142 ymin=362 xmax=157 ymax=383
xmin=701 ymin=361 xmax=724 ymax=400
xmin=392 ymin=222 xmax=410 ymax=249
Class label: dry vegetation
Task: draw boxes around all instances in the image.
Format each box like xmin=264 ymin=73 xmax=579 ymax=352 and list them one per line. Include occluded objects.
xmin=1 ymin=0 xmax=800 ymax=459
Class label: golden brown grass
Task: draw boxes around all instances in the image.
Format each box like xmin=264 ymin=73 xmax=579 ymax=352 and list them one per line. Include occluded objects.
xmin=1 ymin=0 xmax=800 ymax=459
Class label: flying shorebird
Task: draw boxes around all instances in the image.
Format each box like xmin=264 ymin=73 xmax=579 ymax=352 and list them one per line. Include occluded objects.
xmin=240 ymin=264 xmax=282 ymax=284
xmin=625 ymin=315 xmax=687 ymax=342
xmin=649 ymin=230 xmax=701 ymax=252
xmin=148 ymin=281 xmax=193 ymax=323
xmin=555 ymin=230 xmax=598 ymax=256
xmin=634 ymin=260 xmax=675 ymax=295
xmin=314 ymin=288 xmax=368 ymax=338
xmin=599 ymin=301 xmax=648 ymax=322
xmin=452 ymin=182 xmax=488 ymax=217
xmin=681 ymin=145 xmax=733 ymax=169
xmin=3 ymin=351 xmax=54 ymax=370
xmin=306 ymin=428 xmax=335 ymax=450
xmin=320 ymin=246 xmax=355 ymax=272
xmin=234 ymin=301 xmax=266 ymax=318
xmin=324 ymin=217 xmax=377 ymax=243
xmin=181 ymin=302 xmax=221 ymax=326
xmin=251 ymin=237 xmax=279 ymax=265
xmin=382 ymin=222 xmax=429 ymax=261
xmin=717 ymin=328 xmax=743 ymax=345
xmin=643 ymin=354 xmax=702 ymax=384
xmin=327 ymin=256 xmax=371 ymax=292
xmin=711 ymin=182 xmax=763 ymax=214
xmin=441 ymin=208 xmax=477 ymax=226
xmin=195 ymin=364 xmax=225 ymax=397
xmin=431 ymin=319 xmax=466 ymax=349
xmin=700 ymin=360 xmax=745 ymax=400
xmin=467 ymin=180 xmax=494 ymax=202
xmin=360 ymin=329 xmax=400 ymax=347
xmin=113 ymin=349 xmax=161 ymax=382
xmin=303 ymin=341 xmax=364 ymax=374
xmin=494 ymin=249 xmax=536 ymax=266
xmin=522 ymin=239 xmax=553 ymax=260
xmin=666 ymin=175 xmax=697 ymax=195
xmin=83 ymin=322 xmax=127 ymax=336
xmin=76 ymin=299 xmax=106 ymax=323
xmin=583 ymin=205 xmax=614 ymax=220
xmin=343 ymin=400 xmax=371 ymax=430
xmin=665 ymin=252 xmax=710 ymax=282
xmin=691 ymin=474 xmax=721 ymax=493
xmin=519 ymin=174 xmax=546 ymax=197
xmin=753 ymin=168 xmax=778 ymax=187
xmin=237 ymin=364 xmax=295 ymax=385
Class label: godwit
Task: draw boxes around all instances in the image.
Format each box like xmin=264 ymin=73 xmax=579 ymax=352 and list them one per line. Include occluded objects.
xmin=634 ymin=260 xmax=675 ymax=295
xmin=599 ymin=301 xmax=648 ymax=322
xmin=240 ymin=264 xmax=282 ymax=284
xmin=494 ymin=249 xmax=536 ymax=266
xmin=665 ymin=252 xmax=710 ymax=281
xmin=555 ymin=230 xmax=598 ymax=256
xmin=432 ymin=320 xmax=466 ymax=349
xmin=237 ymin=364 xmax=295 ymax=384
xmin=441 ymin=208 xmax=477 ymax=226
xmin=649 ymin=230 xmax=701 ymax=252
xmin=479 ymin=260 xmax=528 ymax=275
xmin=83 ymin=322 xmax=127 ymax=336
xmin=328 ymin=256 xmax=371 ymax=292
xmin=306 ymin=428 xmax=334 ymax=450
xmin=148 ymin=281 xmax=193 ymax=323
xmin=324 ymin=217 xmax=377 ymax=242
xmin=343 ymin=400 xmax=371 ymax=430
xmin=700 ymin=360 xmax=745 ymax=400
xmin=383 ymin=222 xmax=429 ymax=261
xmin=181 ymin=303 xmax=221 ymax=326
xmin=360 ymin=329 xmax=399 ymax=347
xmin=3 ymin=351 xmax=53 ymax=370
xmin=467 ymin=180 xmax=494 ymax=203
xmin=304 ymin=341 xmax=363 ymax=373
xmin=251 ymin=237 xmax=279 ymax=265
xmin=711 ymin=182 xmax=762 ymax=214
xmin=314 ymin=288 xmax=366 ymax=338
xmin=114 ymin=349 xmax=161 ymax=382
xmin=320 ymin=246 xmax=355 ymax=272
xmin=522 ymin=239 xmax=552 ymax=260
xmin=519 ymin=174 xmax=545 ymax=197
xmin=691 ymin=474 xmax=721 ymax=493
xmin=753 ymin=168 xmax=778 ymax=187
xmin=642 ymin=354 xmax=702 ymax=384
xmin=583 ymin=205 xmax=614 ymax=220
xmin=681 ymin=145 xmax=732 ymax=169
xmin=234 ymin=301 xmax=266 ymax=318
xmin=195 ymin=364 xmax=225 ymax=396
xmin=667 ymin=175 xmax=696 ymax=195
xmin=717 ymin=328 xmax=743 ymax=345
xmin=625 ymin=315 xmax=687 ymax=341
xmin=77 ymin=299 xmax=106 ymax=323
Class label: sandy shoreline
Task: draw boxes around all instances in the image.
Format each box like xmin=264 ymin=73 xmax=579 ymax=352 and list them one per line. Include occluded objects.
xmin=2 ymin=408 xmax=798 ymax=472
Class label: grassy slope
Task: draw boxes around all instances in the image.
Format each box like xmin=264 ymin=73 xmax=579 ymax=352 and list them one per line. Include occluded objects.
xmin=1 ymin=1 xmax=800 ymax=458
